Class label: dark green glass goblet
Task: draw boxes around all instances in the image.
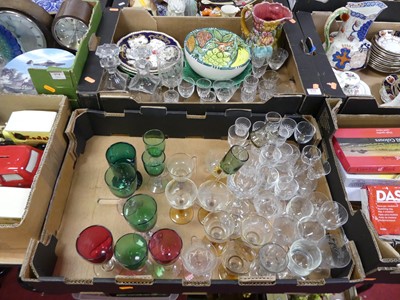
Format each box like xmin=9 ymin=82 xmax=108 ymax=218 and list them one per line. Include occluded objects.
xmin=105 ymin=142 xmax=142 ymax=188
xmin=114 ymin=233 xmax=150 ymax=274
xmin=123 ymin=194 xmax=158 ymax=234
xmin=142 ymin=150 xmax=166 ymax=194
xmin=143 ymin=129 xmax=166 ymax=157
xmin=217 ymin=145 xmax=249 ymax=175
xmin=104 ymin=162 xmax=138 ymax=198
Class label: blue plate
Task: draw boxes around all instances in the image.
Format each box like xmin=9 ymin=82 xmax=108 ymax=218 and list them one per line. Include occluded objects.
xmin=0 ymin=24 xmax=23 ymax=68
xmin=0 ymin=48 xmax=75 ymax=94
xmin=32 ymin=0 xmax=64 ymax=14
xmin=117 ymin=30 xmax=181 ymax=74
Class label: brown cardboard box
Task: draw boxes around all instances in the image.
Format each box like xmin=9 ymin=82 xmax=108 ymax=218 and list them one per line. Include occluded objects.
xmin=320 ymin=103 xmax=400 ymax=282
xmin=78 ymin=7 xmax=306 ymax=114
xmin=0 ymin=94 xmax=70 ymax=264
xmin=20 ymin=107 xmax=364 ymax=294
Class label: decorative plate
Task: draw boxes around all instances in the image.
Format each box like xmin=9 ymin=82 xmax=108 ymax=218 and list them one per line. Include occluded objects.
xmin=32 ymin=0 xmax=64 ymax=14
xmin=0 ymin=24 xmax=23 ymax=68
xmin=117 ymin=30 xmax=181 ymax=74
xmin=0 ymin=48 xmax=75 ymax=94
xmin=183 ymin=57 xmax=252 ymax=85
xmin=375 ymin=30 xmax=400 ymax=55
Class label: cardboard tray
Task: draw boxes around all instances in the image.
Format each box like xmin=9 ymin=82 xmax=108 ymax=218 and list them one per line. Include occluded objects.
xmin=77 ymin=2 xmax=308 ymax=114
xmin=28 ymin=0 xmax=103 ymax=102
xmin=19 ymin=106 xmax=364 ymax=294
xmin=0 ymin=94 xmax=70 ymax=265
xmin=293 ymin=8 xmax=400 ymax=114
xmin=318 ymin=103 xmax=400 ymax=282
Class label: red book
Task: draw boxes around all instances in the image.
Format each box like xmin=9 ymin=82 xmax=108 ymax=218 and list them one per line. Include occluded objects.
xmin=333 ymin=127 xmax=400 ymax=174
xmin=365 ymin=185 xmax=400 ymax=236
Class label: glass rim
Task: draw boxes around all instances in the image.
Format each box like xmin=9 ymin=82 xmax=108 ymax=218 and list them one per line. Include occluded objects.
xmin=142 ymin=129 xmax=165 ymax=146
xmin=123 ymin=193 xmax=158 ymax=225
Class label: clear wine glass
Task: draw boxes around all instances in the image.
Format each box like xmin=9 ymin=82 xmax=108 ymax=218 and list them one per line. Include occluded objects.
xmin=157 ymin=45 xmax=183 ymax=103
xmin=178 ymin=77 xmax=195 ymax=99
xmin=165 ymin=153 xmax=198 ymax=224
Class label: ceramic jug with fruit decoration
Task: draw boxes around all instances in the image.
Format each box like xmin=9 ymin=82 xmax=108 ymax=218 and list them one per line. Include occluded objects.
xmin=324 ymin=1 xmax=387 ymax=71
xmin=240 ymin=2 xmax=292 ymax=59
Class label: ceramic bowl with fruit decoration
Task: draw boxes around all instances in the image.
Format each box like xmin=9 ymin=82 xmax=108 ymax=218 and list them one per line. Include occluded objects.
xmin=184 ymin=28 xmax=250 ymax=81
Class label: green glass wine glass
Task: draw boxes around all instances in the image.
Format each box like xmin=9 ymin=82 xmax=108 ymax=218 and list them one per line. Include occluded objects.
xmin=142 ymin=150 xmax=166 ymax=194
xmin=143 ymin=129 xmax=166 ymax=157
xmin=104 ymin=162 xmax=138 ymax=198
xmin=105 ymin=142 xmax=143 ymax=189
xmin=114 ymin=233 xmax=151 ymax=275
xmin=123 ymin=194 xmax=158 ymax=237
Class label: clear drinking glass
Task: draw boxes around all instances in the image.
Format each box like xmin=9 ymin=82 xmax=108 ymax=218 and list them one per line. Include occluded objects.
xmin=317 ymin=201 xmax=349 ymax=230
xmin=252 ymin=63 xmax=268 ymax=79
xmin=228 ymin=125 xmax=249 ymax=147
xmin=200 ymin=90 xmax=217 ymax=103
xmin=203 ymin=211 xmax=235 ymax=247
xmin=157 ymin=45 xmax=183 ymax=103
xmin=241 ymin=214 xmax=274 ymax=248
xmin=253 ymin=190 xmax=282 ymax=221
xmin=234 ymin=117 xmax=252 ymax=137
xmin=268 ymin=48 xmax=289 ymax=71
xmin=271 ymin=213 xmax=299 ymax=248
xmin=318 ymin=234 xmax=351 ymax=269
xmin=196 ymin=78 xmax=212 ymax=98
xmin=294 ymin=120 xmax=316 ymax=144
xmin=262 ymin=70 xmax=279 ymax=84
xmin=240 ymin=86 xmax=257 ymax=103
xmin=243 ymin=74 xmax=259 ymax=91
xmin=165 ymin=153 xmax=198 ymax=224
xmin=258 ymin=242 xmax=289 ymax=275
xmin=213 ymin=79 xmax=236 ymax=103
xmin=297 ymin=216 xmax=326 ymax=243
xmin=286 ymin=196 xmax=314 ymax=220
xmin=279 ymin=117 xmax=297 ymax=138
xmin=178 ymin=77 xmax=195 ymax=99
xmin=218 ymin=240 xmax=255 ymax=279
xmin=182 ymin=236 xmax=217 ymax=283
xmin=287 ymin=239 xmax=322 ymax=277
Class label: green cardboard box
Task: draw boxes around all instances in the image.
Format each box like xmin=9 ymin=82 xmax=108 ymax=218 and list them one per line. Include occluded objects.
xmin=28 ymin=0 xmax=102 ymax=101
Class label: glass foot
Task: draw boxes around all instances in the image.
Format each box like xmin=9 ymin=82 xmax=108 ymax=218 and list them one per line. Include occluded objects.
xmin=170 ymin=207 xmax=194 ymax=225
xmin=153 ymin=259 xmax=183 ymax=279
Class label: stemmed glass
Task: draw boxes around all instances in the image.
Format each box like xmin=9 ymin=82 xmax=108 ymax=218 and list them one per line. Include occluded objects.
xmin=76 ymin=225 xmax=117 ymax=276
xmin=123 ymin=194 xmax=158 ymax=239
xmin=114 ymin=233 xmax=152 ymax=275
xmin=182 ymin=236 xmax=218 ymax=285
xmin=218 ymin=240 xmax=255 ymax=279
xmin=197 ymin=145 xmax=249 ymax=223
xmin=95 ymin=43 xmax=128 ymax=91
xmin=148 ymin=228 xmax=183 ymax=279
xmin=157 ymin=45 xmax=183 ymax=103
xmin=294 ymin=120 xmax=316 ymax=144
xmin=165 ymin=153 xmax=198 ymax=224
xmin=203 ymin=210 xmax=235 ymax=255
xmin=252 ymin=242 xmax=289 ymax=277
xmin=142 ymin=129 xmax=167 ymax=193
xmin=178 ymin=77 xmax=195 ymax=99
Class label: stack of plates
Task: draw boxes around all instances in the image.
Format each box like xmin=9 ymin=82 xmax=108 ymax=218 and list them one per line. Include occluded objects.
xmin=369 ymin=30 xmax=400 ymax=73
xmin=117 ymin=30 xmax=181 ymax=75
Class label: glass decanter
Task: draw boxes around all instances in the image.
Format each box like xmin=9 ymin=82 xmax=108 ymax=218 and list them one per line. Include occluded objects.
xmin=95 ymin=43 xmax=128 ymax=91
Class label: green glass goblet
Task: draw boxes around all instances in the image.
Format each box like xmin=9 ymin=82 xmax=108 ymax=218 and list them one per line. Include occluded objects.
xmin=143 ymin=129 xmax=166 ymax=157
xmin=123 ymin=194 xmax=158 ymax=237
xmin=215 ymin=145 xmax=249 ymax=177
xmin=105 ymin=141 xmax=143 ymax=189
xmin=104 ymin=162 xmax=138 ymax=198
xmin=142 ymin=150 xmax=166 ymax=194
xmin=114 ymin=233 xmax=151 ymax=275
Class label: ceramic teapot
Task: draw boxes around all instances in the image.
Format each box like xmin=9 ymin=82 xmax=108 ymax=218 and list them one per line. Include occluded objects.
xmin=241 ymin=2 xmax=292 ymax=58
xmin=324 ymin=1 xmax=387 ymax=71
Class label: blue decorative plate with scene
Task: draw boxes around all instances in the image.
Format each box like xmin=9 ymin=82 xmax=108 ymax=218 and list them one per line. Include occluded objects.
xmin=0 ymin=24 xmax=23 ymax=68
xmin=32 ymin=0 xmax=64 ymax=14
xmin=0 ymin=48 xmax=75 ymax=94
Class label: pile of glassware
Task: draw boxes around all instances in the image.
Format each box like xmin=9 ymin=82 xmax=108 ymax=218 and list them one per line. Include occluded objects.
xmin=95 ymin=43 xmax=291 ymax=103
xmin=75 ymin=112 xmax=352 ymax=283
